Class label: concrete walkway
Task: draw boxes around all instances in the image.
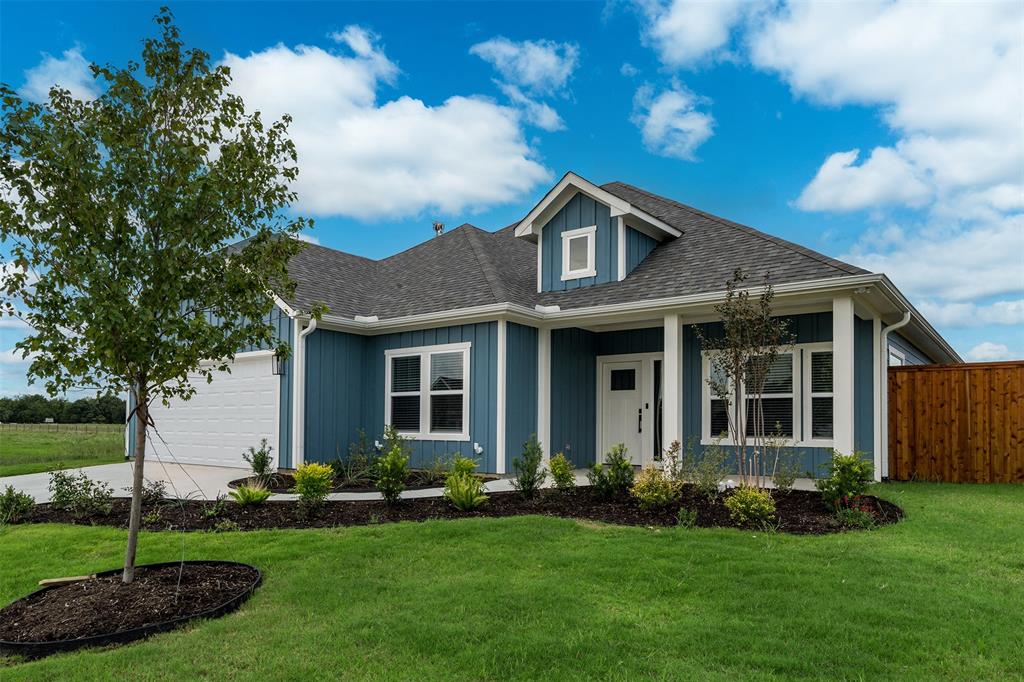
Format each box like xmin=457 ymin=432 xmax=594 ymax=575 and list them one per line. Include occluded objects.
xmin=1 ymin=460 xmax=816 ymax=503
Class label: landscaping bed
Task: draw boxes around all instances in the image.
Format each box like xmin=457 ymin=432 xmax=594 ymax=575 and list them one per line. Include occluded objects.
xmin=18 ymin=486 xmax=902 ymax=535
xmin=227 ymin=470 xmax=499 ymax=494
xmin=0 ymin=561 xmax=261 ymax=659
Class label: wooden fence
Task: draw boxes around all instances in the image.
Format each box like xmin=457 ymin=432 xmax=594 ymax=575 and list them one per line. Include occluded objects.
xmin=888 ymin=361 xmax=1024 ymax=483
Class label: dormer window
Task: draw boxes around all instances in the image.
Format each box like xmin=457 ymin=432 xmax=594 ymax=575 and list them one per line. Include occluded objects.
xmin=561 ymin=225 xmax=597 ymax=281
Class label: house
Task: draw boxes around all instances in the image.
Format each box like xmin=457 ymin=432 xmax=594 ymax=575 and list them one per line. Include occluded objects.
xmin=132 ymin=172 xmax=960 ymax=481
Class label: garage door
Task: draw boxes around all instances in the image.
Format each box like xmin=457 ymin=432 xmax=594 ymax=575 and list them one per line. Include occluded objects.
xmin=147 ymin=352 xmax=279 ymax=468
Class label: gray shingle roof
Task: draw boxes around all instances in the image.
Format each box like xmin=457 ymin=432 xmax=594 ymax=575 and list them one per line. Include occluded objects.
xmin=281 ymin=181 xmax=868 ymax=318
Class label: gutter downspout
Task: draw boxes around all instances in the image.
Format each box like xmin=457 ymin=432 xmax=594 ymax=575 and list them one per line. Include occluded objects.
xmin=291 ymin=317 xmax=318 ymax=469
xmin=879 ymin=311 xmax=911 ymax=479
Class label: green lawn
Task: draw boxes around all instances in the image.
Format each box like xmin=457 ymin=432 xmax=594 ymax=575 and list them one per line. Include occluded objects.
xmin=1 ymin=483 xmax=1022 ymax=680
xmin=0 ymin=426 xmax=124 ymax=477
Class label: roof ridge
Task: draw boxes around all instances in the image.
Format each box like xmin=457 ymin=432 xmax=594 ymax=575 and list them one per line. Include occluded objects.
xmin=380 ymin=223 xmax=479 ymax=263
xmin=603 ymin=182 xmax=865 ymax=276
xmin=462 ymin=226 xmax=507 ymax=303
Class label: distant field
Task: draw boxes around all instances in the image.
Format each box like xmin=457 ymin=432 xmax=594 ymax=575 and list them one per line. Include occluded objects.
xmin=0 ymin=424 xmax=124 ymax=477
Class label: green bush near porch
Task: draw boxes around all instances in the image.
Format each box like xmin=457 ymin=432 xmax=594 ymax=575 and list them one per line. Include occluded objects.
xmin=0 ymin=483 xmax=1021 ymax=679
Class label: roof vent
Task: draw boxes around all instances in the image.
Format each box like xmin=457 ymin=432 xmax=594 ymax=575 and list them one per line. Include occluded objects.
xmin=432 ymin=221 xmax=445 ymax=237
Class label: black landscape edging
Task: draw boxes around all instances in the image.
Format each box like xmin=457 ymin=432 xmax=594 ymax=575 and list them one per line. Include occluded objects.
xmin=0 ymin=560 xmax=262 ymax=660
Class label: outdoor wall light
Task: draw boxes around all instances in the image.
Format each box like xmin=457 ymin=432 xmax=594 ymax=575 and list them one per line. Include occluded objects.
xmin=272 ymin=352 xmax=284 ymax=376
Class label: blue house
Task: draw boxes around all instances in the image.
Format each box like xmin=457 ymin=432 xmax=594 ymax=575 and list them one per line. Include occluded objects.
xmin=138 ymin=172 xmax=960 ymax=481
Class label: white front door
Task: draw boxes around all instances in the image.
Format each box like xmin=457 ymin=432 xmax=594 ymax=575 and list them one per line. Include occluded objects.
xmin=600 ymin=361 xmax=643 ymax=465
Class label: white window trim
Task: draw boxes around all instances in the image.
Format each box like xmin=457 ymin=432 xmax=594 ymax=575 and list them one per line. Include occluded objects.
xmin=888 ymin=347 xmax=906 ymax=366
xmin=560 ymin=225 xmax=597 ymax=281
xmin=384 ymin=341 xmax=471 ymax=441
xmin=701 ymin=342 xmax=834 ymax=448
xmin=801 ymin=342 xmax=835 ymax=448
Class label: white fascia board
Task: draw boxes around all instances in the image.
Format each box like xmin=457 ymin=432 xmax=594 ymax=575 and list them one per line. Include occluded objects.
xmin=272 ymin=294 xmax=297 ymax=318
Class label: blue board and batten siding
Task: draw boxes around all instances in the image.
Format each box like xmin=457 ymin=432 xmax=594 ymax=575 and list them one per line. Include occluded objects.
xmin=889 ymin=332 xmax=932 ymax=365
xmin=539 ymin=193 xmax=617 ymax=291
xmin=624 ymin=226 xmax=657 ymax=274
xmin=504 ymin=323 xmax=538 ymax=468
xmin=302 ymin=322 xmax=500 ymax=472
xmin=550 ymin=328 xmax=598 ymax=467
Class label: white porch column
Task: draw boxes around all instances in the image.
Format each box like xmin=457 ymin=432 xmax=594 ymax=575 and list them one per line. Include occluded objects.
xmin=663 ymin=313 xmax=682 ymax=454
xmin=871 ymin=316 xmax=883 ymax=479
xmin=832 ymin=296 xmax=856 ymax=455
xmin=537 ymin=326 xmax=551 ymax=464
xmin=495 ymin=319 xmax=507 ymax=474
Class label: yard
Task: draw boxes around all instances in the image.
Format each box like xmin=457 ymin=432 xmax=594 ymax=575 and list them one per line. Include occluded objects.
xmin=0 ymin=425 xmax=124 ymax=477
xmin=1 ymin=482 xmax=1021 ymax=680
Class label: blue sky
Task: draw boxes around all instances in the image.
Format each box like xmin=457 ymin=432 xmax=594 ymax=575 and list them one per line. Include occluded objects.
xmin=1 ymin=1 xmax=1022 ymax=396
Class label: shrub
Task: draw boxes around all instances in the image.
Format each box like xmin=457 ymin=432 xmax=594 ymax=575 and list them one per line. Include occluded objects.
xmin=630 ymin=466 xmax=681 ymax=509
xmin=333 ymin=430 xmax=379 ymax=487
xmin=724 ymin=486 xmax=777 ymax=527
xmin=588 ymin=444 xmax=635 ymax=500
xmin=836 ymin=506 xmax=876 ymax=529
xmin=48 ymin=470 xmax=113 ymax=517
xmin=415 ymin=455 xmax=450 ymax=486
xmin=676 ymin=507 xmax=698 ymax=529
xmin=292 ymin=462 xmax=334 ymax=510
xmin=143 ymin=508 xmax=162 ymax=525
xmin=376 ymin=444 xmax=409 ymax=504
xmin=771 ymin=449 xmax=803 ymax=494
xmin=444 ymin=472 xmax=488 ymax=511
xmin=201 ymin=494 xmax=228 ymax=520
xmin=691 ymin=439 xmax=731 ymax=501
xmin=512 ymin=434 xmax=547 ymax=499
xmin=549 ymin=452 xmax=576 ymax=491
xmin=449 ymin=454 xmax=479 ymax=478
xmin=0 ymin=486 xmax=34 ymax=523
xmin=229 ymin=481 xmax=272 ymax=506
xmin=123 ymin=479 xmax=166 ymax=506
xmin=243 ymin=438 xmax=275 ymax=480
xmin=817 ymin=451 xmax=874 ymax=510
xmin=212 ymin=519 xmax=240 ymax=533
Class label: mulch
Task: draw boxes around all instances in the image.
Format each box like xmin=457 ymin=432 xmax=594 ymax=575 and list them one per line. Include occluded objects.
xmin=18 ymin=486 xmax=902 ymax=535
xmin=0 ymin=563 xmax=259 ymax=646
xmin=228 ymin=471 xmax=499 ymax=494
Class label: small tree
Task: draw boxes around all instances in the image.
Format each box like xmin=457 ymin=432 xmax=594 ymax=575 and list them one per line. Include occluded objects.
xmin=695 ymin=270 xmax=793 ymax=487
xmin=0 ymin=9 xmax=317 ymax=582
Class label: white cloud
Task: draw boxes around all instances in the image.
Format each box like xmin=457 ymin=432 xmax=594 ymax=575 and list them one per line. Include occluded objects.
xmin=916 ymin=300 xmax=1024 ymax=329
xmin=497 ymin=83 xmax=564 ymax=132
xmin=631 ymin=83 xmax=714 ymax=161
xmin=296 ymin=232 xmax=320 ymax=245
xmin=966 ymin=342 xmax=1015 ymax=362
xmin=0 ymin=347 xmax=37 ymax=365
xmin=796 ymin=148 xmax=931 ymax=212
xmin=19 ymin=46 xmax=99 ymax=103
xmin=222 ymin=29 xmax=550 ymax=220
xmin=469 ymin=37 xmax=579 ymax=95
xmin=620 ymin=62 xmax=639 ymax=78
xmin=639 ymin=0 xmax=749 ymax=67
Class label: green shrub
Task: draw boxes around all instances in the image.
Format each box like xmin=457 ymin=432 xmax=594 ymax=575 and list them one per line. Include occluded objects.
xmin=816 ymin=451 xmax=874 ymax=510
xmin=123 ymin=479 xmax=167 ymax=506
xmin=836 ymin=506 xmax=876 ymax=529
xmin=691 ymin=439 xmax=730 ymax=501
xmin=676 ymin=507 xmax=698 ymax=529
xmin=588 ymin=443 xmax=635 ymax=499
xmin=376 ymin=443 xmax=409 ymax=504
xmin=449 ymin=454 xmax=478 ymax=478
xmin=143 ymin=508 xmax=162 ymax=525
xmin=444 ymin=472 xmax=488 ymax=511
xmin=549 ymin=452 xmax=576 ymax=491
xmin=771 ymin=449 xmax=803 ymax=494
xmin=415 ymin=455 xmax=450 ymax=486
xmin=512 ymin=434 xmax=546 ymax=499
xmin=291 ymin=462 xmax=334 ymax=510
xmin=201 ymin=494 xmax=228 ymax=520
xmin=724 ymin=486 xmax=777 ymax=527
xmin=48 ymin=470 xmax=113 ymax=517
xmin=630 ymin=466 xmax=681 ymax=509
xmin=212 ymin=519 xmax=240 ymax=533
xmin=229 ymin=481 xmax=272 ymax=506
xmin=243 ymin=438 xmax=275 ymax=480
xmin=0 ymin=485 xmax=34 ymax=523
xmin=333 ymin=429 xmax=379 ymax=487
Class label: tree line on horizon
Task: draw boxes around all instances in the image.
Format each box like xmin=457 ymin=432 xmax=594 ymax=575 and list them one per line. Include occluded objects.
xmin=0 ymin=394 xmax=126 ymax=425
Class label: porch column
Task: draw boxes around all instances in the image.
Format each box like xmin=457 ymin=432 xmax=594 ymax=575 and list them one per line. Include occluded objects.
xmin=537 ymin=326 xmax=551 ymax=464
xmin=663 ymin=313 xmax=682 ymax=455
xmin=832 ymin=296 xmax=856 ymax=455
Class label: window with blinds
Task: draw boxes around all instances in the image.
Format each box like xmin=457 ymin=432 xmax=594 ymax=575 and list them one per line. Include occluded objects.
xmin=744 ymin=354 xmax=794 ymax=438
xmin=808 ymin=351 xmax=833 ymax=439
xmin=385 ymin=343 xmax=470 ymax=440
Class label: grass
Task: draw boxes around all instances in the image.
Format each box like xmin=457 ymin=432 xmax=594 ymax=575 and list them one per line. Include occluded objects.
xmin=1 ymin=482 xmax=1022 ymax=680
xmin=0 ymin=425 xmax=124 ymax=477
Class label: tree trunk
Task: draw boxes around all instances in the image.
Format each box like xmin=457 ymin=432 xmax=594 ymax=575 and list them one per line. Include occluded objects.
xmin=122 ymin=384 xmax=148 ymax=584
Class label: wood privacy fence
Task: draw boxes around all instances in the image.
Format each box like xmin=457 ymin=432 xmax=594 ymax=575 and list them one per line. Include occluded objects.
xmin=888 ymin=361 xmax=1024 ymax=483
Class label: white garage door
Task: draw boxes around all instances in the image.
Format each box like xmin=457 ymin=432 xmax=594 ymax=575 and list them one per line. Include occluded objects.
xmin=148 ymin=352 xmax=279 ymax=468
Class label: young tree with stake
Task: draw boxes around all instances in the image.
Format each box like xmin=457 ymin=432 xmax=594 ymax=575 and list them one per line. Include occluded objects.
xmin=0 ymin=9 xmax=317 ymax=582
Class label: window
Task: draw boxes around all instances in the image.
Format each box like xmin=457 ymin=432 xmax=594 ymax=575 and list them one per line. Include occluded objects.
xmin=888 ymin=349 xmax=905 ymax=366
xmin=806 ymin=350 xmax=833 ymax=440
xmin=561 ymin=225 xmax=596 ymax=280
xmin=610 ymin=369 xmax=636 ymax=391
xmin=385 ymin=342 xmax=470 ymax=440
xmin=744 ymin=354 xmax=795 ymax=438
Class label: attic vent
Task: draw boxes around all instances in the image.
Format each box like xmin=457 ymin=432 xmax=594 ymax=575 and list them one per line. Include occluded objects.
xmin=432 ymin=221 xmax=445 ymax=237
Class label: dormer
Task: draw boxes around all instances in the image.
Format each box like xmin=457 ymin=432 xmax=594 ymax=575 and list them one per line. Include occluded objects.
xmin=514 ymin=172 xmax=681 ymax=292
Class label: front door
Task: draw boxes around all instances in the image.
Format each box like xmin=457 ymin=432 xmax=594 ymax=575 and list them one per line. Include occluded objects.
xmin=600 ymin=361 xmax=643 ymax=465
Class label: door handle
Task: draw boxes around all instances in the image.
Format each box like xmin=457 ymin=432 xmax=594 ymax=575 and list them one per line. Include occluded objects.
xmin=638 ymin=408 xmax=643 ymax=433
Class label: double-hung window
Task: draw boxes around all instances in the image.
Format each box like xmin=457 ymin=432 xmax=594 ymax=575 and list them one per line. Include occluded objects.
xmin=744 ymin=353 xmax=796 ymax=439
xmin=561 ymin=225 xmax=597 ymax=280
xmin=385 ymin=342 xmax=471 ymax=441
xmin=803 ymin=345 xmax=834 ymax=443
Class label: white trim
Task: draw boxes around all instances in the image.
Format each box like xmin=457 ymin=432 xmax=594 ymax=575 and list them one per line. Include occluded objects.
xmin=832 ymin=296 xmax=855 ymax=455
xmin=496 ymin=320 xmax=507 ymax=474
xmin=879 ymin=311 xmax=911 ymax=480
xmin=662 ymin=314 xmax=680 ymax=455
xmin=384 ymin=341 xmax=472 ymax=442
xmin=872 ymin=316 xmax=883 ymax=479
xmin=560 ymin=225 xmax=597 ymax=281
xmin=537 ymin=327 xmax=551 ymax=464
xmin=616 ymin=217 xmax=626 ymax=282
xmin=272 ymin=294 xmax=297 ymax=318
xmin=536 ymin=234 xmax=543 ymax=293
xmin=291 ymin=317 xmax=317 ymax=467
xmin=801 ymin=342 xmax=836 ymax=448
xmin=887 ymin=347 xmax=906 ymax=366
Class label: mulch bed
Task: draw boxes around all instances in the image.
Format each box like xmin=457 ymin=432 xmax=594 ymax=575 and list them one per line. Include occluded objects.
xmin=0 ymin=562 xmax=260 ymax=657
xmin=19 ymin=486 xmax=902 ymax=535
xmin=228 ymin=471 xmax=499 ymax=494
